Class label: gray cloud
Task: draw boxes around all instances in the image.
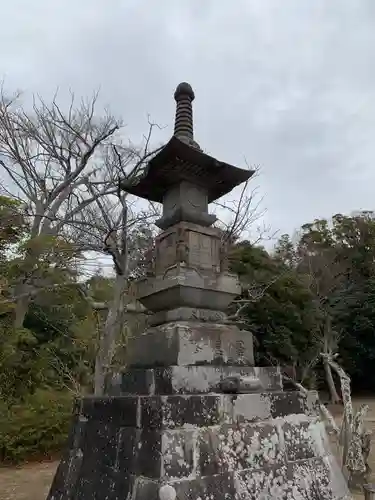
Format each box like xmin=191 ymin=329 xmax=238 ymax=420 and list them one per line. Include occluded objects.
xmin=1 ymin=0 xmax=375 ymax=242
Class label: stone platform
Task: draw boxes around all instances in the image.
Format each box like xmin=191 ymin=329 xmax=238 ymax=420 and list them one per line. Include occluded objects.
xmin=47 ymin=389 xmax=351 ymax=499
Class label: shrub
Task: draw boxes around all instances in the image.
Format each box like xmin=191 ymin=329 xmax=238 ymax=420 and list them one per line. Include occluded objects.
xmin=0 ymin=389 xmax=74 ymax=464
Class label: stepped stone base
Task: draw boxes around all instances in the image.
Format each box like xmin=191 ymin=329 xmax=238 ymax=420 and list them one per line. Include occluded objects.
xmin=108 ymin=365 xmax=283 ymax=396
xmin=47 ymin=390 xmax=352 ymax=500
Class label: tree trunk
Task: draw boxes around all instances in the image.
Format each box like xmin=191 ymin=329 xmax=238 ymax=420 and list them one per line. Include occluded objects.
xmin=94 ymin=351 xmax=106 ymax=396
xmin=94 ymin=275 xmax=127 ymax=396
xmin=323 ymin=357 xmax=341 ymax=404
xmin=13 ymin=295 xmax=29 ymax=329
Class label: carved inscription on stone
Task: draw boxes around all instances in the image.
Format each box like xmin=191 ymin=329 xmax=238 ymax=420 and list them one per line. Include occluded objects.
xmin=155 ymin=224 xmax=222 ymax=274
xmin=156 ymin=232 xmax=176 ymax=273
xmin=214 ymin=337 xmax=224 ymax=359
xmin=236 ymin=339 xmax=245 ymax=363
xmin=188 ymin=231 xmax=218 ymax=270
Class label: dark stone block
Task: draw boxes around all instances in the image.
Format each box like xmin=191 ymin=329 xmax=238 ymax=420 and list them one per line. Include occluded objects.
xmin=46 ymin=453 xmax=79 ymax=500
xmin=119 ymin=427 xmax=197 ymax=480
xmin=46 ymin=414 xmax=85 ymax=499
xmin=75 ymin=462 xmax=160 ymax=500
xmin=81 ymin=396 xmax=139 ymax=427
xmin=81 ymin=421 xmax=118 ymax=470
xmin=107 ymin=471 xmax=133 ymax=500
xmin=154 ymin=367 xmax=173 ymax=394
xmin=136 ymin=429 xmax=162 ymax=477
xmin=121 ymin=368 xmax=157 ymax=395
xmin=63 ymin=452 xmax=83 ymax=497
xmin=116 ymin=428 xmax=140 ymax=475
xmin=269 ymin=391 xmax=305 ymax=418
xmin=269 ymin=390 xmax=320 ymax=419
xmin=63 ymin=414 xmax=86 ymax=454
xmin=141 ymin=396 xmax=164 ymax=429
xmin=74 ymin=468 xmax=117 ymax=500
xmin=167 ymin=395 xmax=223 ymax=427
xmin=55 ymin=421 xmax=118 ymax=498
xmin=175 ymin=472 xmax=236 ymax=500
xmin=131 ymin=476 xmax=159 ymax=500
xmin=163 ymin=429 xmax=195 ymax=479
xmin=199 ymin=428 xmax=221 ymax=475
xmin=141 ymin=395 xmax=224 ymax=429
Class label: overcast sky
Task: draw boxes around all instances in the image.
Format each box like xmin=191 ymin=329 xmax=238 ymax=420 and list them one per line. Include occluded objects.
xmin=1 ymin=0 xmax=375 ymax=244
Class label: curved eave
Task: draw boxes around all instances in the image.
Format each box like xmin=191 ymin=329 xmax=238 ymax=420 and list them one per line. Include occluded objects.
xmin=120 ymin=136 xmax=255 ymax=203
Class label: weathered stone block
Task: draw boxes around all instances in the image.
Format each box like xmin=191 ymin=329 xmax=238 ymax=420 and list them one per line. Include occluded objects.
xmin=129 ymin=476 xmax=159 ymax=500
xmin=47 ymin=450 xmax=84 ymax=499
xmin=199 ymin=423 xmax=285 ymax=475
xmin=118 ymin=365 xmax=282 ymax=396
xmin=173 ymin=472 xmax=236 ymax=500
xmin=135 ymin=429 xmax=162 ymax=477
xmin=149 ymin=306 xmax=228 ymax=326
xmin=162 ymin=428 xmax=196 ymax=479
xmin=237 ymin=464 xmax=289 ymax=499
xmin=116 ymin=428 xmax=139 ymax=474
xmin=141 ymin=394 xmax=225 ymax=429
xmin=127 ymin=321 xmax=254 ymax=368
xmin=81 ymin=421 xmax=118 ymax=470
xmin=73 ymin=466 xmax=117 ymax=500
xmin=47 ymin=391 xmax=351 ymax=500
xmin=232 ymin=393 xmax=272 ymax=423
xmin=119 ymin=428 xmax=198 ymax=480
xmin=238 ymin=457 xmax=352 ymax=499
xmin=81 ymin=396 xmax=139 ymax=426
xmin=136 ymin=259 xmax=241 ymax=313
xmin=283 ymin=418 xmax=328 ymax=461
xmin=154 ymin=220 xmax=221 ymax=272
xmin=290 ymin=456 xmax=352 ymax=499
xmin=269 ymin=391 xmax=319 ymax=419
xmin=64 ymin=414 xmax=87 ymax=451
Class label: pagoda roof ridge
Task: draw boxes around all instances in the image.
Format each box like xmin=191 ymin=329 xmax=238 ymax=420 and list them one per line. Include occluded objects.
xmin=121 ymin=135 xmax=254 ymax=203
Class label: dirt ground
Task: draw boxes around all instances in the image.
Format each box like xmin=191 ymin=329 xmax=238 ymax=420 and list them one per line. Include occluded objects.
xmin=1 ymin=399 xmax=375 ymax=500
xmin=0 ymin=461 xmax=57 ymax=500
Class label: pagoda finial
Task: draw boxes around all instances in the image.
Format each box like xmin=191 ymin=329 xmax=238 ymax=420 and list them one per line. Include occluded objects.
xmin=173 ymin=82 xmax=199 ymax=148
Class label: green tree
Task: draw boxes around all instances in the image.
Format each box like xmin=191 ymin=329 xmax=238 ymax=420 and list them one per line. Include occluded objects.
xmin=280 ymin=212 xmax=375 ymax=397
xmin=230 ymin=242 xmax=319 ymax=384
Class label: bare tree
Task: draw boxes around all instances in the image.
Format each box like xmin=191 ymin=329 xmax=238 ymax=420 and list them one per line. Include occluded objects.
xmin=210 ymin=166 xmax=282 ymax=322
xmin=74 ymin=190 xmax=158 ymax=395
xmin=212 ymin=165 xmax=273 ymax=244
xmin=0 ymin=87 xmax=124 ymax=328
xmin=298 ymin=246 xmax=347 ymax=404
xmin=65 ymin=123 xmax=162 ymax=395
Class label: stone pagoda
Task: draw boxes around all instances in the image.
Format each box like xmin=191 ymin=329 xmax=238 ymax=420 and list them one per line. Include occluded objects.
xmin=47 ymin=83 xmax=352 ymax=499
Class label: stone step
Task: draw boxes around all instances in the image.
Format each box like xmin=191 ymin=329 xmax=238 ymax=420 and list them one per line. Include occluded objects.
xmin=72 ymin=390 xmax=320 ymax=431
xmin=48 ymin=391 xmax=349 ymax=499
xmin=108 ymin=365 xmax=283 ymax=396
